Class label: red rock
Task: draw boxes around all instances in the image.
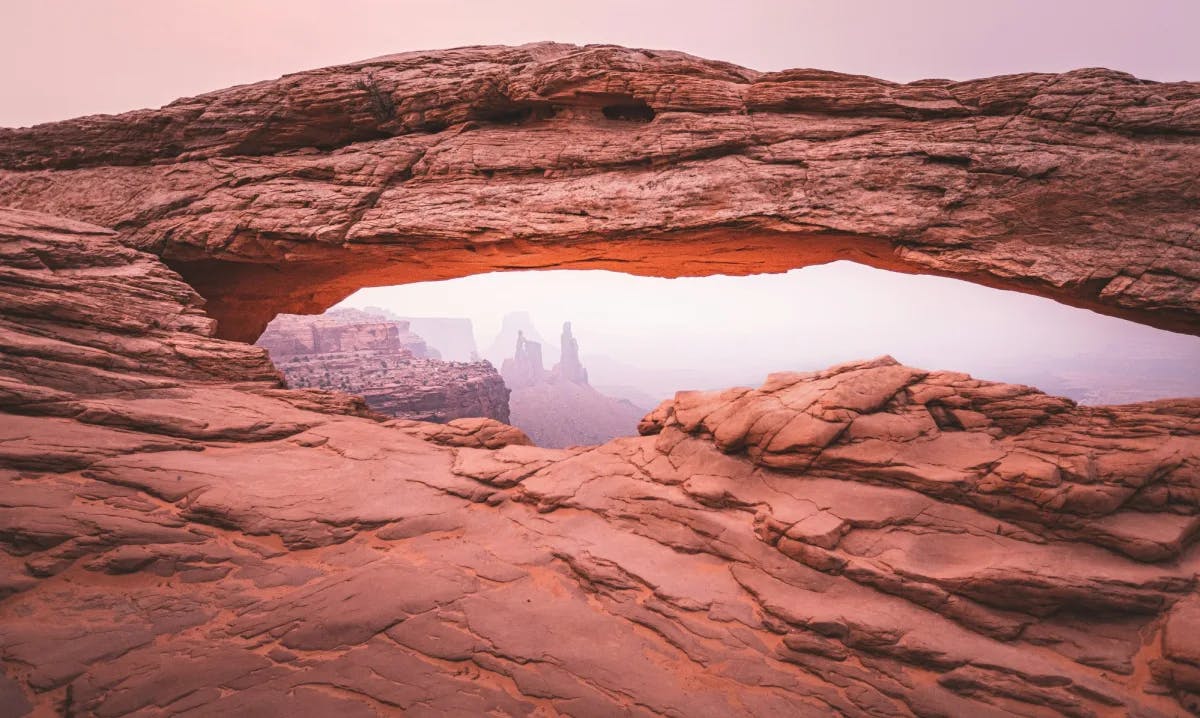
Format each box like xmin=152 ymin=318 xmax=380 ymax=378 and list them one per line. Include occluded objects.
xmin=0 ymin=41 xmax=1198 ymax=717
xmin=385 ymin=416 xmax=533 ymax=449
xmin=258 ymin=311 xmax=511 ymax=423
xmin=257 ymin=309 xmax=433 ymax=358
xmin=1 ymin=45 xmax=1196 ymax=343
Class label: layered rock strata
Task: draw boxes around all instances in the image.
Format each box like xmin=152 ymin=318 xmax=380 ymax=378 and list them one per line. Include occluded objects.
xmin=258 ymin=309 xmax=433 ymax=358
xmin=1 ymin=209 xmax=1199 ymax=716
xmin=258 ymin=313 xmax=509 ymax=423
xmin=306 ymin=307 xmax=483 ymax=362
xmin=0 ymin=43 xmax=1196 ymax=341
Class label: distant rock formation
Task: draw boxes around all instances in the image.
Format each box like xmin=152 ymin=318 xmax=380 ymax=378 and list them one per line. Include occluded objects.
xmin=349 ymin=306 xmax=480 ymax=362
xmin=487 ymin=311 xmax=554 ymax=366
xmin=258 ymin=313 xmax=509 ymax=423
xmin=500 ymin=321 xmax=646 ymax=447
xmin=399 ymin=316 xmax=478 ymax=362
xmin=508 ymin=381 xmax=648 ymax=449
xmin=500 ymin=330 xmax=548 ymax=390
xmin=552 ymin=321 xmax=588 ymax=384
xmin=259 ymin=309 xmax=433 ymax=358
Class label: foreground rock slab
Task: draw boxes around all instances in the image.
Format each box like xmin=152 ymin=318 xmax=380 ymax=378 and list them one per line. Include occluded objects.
xmin=1 ymin=207 xmax=1199 ymax=716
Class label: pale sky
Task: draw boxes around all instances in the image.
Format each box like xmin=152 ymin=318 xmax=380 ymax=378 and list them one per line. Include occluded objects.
xmin=5 ymin=1 xmax=1199 ymax=402
xmin=2 ymin=1 xmax=1199 ymax=127
xmin=338 ymin=264 xmax=1200 ymax=404
xmin=344 ymin=264 xmax=1181 ymax=368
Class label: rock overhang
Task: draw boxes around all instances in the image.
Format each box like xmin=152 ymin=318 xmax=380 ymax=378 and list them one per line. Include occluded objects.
xmin=0 ymin=48 xmax=1199 ymax=711
xmin=0 ymin=42 xmax=1195 ymax=342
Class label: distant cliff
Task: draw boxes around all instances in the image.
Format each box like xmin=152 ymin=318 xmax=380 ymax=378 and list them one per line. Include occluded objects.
xmin=400 ymin=317 xmax=479 ymax=362
xmin=258 ymin=313 xmax=509 ymax=423
xmin=348 ymin=306 xmax=480 ymax=362
xmin=259 ymin=309 xmax=433 ymax=358
xmin=499 ymin=321 xmax=645 ymax=447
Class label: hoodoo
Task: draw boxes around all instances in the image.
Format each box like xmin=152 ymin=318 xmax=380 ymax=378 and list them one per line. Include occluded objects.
xmin=0 ymin=42 xmax=1198 ymax=717
xmin=553 ymin=322 xmax=588 ymax=385
xmin=500 ymin=321 xmax=645 ymax=447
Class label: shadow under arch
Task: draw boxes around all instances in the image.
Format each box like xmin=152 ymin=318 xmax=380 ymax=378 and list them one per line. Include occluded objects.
xmin=169 ymin=227 xmax=1198 ymax=345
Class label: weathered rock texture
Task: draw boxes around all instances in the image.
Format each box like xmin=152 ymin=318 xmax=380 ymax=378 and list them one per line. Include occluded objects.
xmin=257 ymin=312 xmax=509 ymax=423
xmin=501 ymin=322 xmax=646 ymax=448
xmin=1 ymin=208 xmax=1199 ymax=716
xmin=0 ymin=43 xmax=1197 ymax=342
xmin=384 ymin=416 xmax=533 ymax=450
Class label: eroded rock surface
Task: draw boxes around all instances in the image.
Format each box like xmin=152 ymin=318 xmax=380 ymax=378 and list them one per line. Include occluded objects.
xmin=0 ymin=43 xmax=1197 ymax=341
xmin=2 ymin=208 xmax=1199 ymax=716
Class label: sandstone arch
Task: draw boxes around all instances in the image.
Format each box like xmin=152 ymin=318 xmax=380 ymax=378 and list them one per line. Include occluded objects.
xmin=0 ymin=43 xmax=1197 ymax=341
xmin=3 ymin=45 xmax=1200 ymax=716
xmin=3 ymin=206 xmax=1200 ymax=716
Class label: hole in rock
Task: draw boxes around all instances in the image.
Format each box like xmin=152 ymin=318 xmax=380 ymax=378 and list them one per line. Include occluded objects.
xmin=601 ymin=99 xmax=656 ymax=122
xmin=254 ymin=262 xmax=1200 ymax=449
xmin=471 ymin=99 xmax=558 ymax=125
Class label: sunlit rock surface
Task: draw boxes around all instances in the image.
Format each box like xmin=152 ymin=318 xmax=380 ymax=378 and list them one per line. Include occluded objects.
xmin=1 ymin=207 xmax=1199 ymax=716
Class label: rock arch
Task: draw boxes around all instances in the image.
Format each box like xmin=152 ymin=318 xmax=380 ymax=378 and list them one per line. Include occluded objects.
xmin=0 ymin=43 xmax=1197 ymax=341
xmin=3 ymin=46 xmax=1200 ymax=717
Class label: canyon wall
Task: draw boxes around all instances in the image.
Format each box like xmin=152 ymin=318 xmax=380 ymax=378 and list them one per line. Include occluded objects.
xmin=397 ymin=316 xmax=478 ymax=362
xmin=322 ymin=306 xmax=482 ymax=362
xmin=0 ymin=43 xmax=1196 ymax=341
xmin=258 ymin=309 xmax=433 ymax=358
xmin=258 ymin=313 xmax=509 ymax=423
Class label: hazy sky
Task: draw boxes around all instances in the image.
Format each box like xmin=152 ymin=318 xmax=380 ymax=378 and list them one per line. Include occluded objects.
xmin=338 ymin=264 xmax=1200 ymax=403
xmin=5 ymin=2 xmax=1198 ymax=402
xmin=3 ymin=1 xmax=1199 ymax=127
xmin=343 ymin=264 xmax=1174 ymax=368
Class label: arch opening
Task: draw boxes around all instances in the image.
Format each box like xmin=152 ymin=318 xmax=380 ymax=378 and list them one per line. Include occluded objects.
xmin=167 ymin=228 xmax=1199 ymax=348
xmin=251 ymin=263 xmax=1200 ymax=449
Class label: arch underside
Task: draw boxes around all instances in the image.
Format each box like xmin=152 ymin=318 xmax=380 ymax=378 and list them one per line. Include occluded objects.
xmin=168 ymin=227 xmax=1195 ymax=344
